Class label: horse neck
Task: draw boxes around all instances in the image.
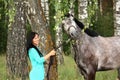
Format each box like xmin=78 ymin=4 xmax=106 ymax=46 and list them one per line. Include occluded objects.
xmin=79 ymin=31 xmax=92 ymax=44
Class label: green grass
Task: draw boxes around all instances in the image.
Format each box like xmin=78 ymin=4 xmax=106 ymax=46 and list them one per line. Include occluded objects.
xmin=58 ymin=55 xmax=83 ymax=80
xmin=58 ymin=55 xmax=118 ymax=80
xmin=0 ymin=55 xmax=118 ymax=80
xmin=0 ymin=55 xmax=6 ymax=80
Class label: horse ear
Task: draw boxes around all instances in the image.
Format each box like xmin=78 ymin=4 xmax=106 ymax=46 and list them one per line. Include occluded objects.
xmin=64 ymin=12 xmax=74 ymax=18
xmin=69 ymin=9 xmax=74 ymax=16
xmin=62 ymin=20 xmax=66 ymax=25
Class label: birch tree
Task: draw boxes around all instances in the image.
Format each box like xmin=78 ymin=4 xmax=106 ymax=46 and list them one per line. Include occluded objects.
xmin=6 ymin=0 xmax=28 ymax=80
xmin=54 ymin=0 xmax=64 ymax=65
xmin=78 ymin=0 xmax=88 ymax=26
xmin=41 ymin=0 xmax=49 ymax=24
xmin=114 ymin=0 xmax=120 ymax=36
xmin=113 ymin=1 xmax=120 ymax=79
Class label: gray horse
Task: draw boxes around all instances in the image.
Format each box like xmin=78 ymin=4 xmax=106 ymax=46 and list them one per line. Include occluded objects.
xmin=62 ymin=13 xmax=120 ymax=80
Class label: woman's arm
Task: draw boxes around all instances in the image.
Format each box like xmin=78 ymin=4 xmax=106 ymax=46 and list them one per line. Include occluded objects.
xmin=29 ymin=48 xmax=45 ymax=63
xmin=29 ymin=48 xmax=56 ymax=63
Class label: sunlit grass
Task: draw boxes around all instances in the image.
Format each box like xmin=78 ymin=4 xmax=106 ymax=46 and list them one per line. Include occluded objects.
xmin=0 ymin=55 xmax=6 ymax=80
xmin=58 ymin=55 xmax=83 ymax=80
xmin=96 ymin=70 xmax=117 ymax=80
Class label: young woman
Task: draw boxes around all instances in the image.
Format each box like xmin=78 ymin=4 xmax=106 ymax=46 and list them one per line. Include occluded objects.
xmin=27 ymin=32 xmax=56 ymax=80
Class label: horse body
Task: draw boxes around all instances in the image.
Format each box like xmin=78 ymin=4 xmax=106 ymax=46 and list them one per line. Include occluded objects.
xmin=95 ymin=36 xmax=120 ymax=70
xmin=77 ymin=34 xmax=120 ymax=70
xmin=62 ymin=14 xmax=120 ymax=80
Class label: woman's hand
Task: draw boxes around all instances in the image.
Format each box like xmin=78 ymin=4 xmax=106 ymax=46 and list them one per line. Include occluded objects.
xmin=44 ymin=49 xmax=56 ymax=60
xmin=49 ymin=49 xmax=56 ymax=56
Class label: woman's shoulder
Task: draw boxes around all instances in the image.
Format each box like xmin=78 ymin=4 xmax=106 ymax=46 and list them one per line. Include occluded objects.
xmin=28 ymin=48 xmax=37 ymax=53
xmin=28 ymin=48 xmax=38 ymax=57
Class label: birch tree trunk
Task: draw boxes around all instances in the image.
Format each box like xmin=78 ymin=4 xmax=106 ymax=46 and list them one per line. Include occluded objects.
xmin=55 ymin=23 xmax=63 ymax=64
xmin=6 ymin=0 xmax=28 ymax=80
xmin=98 ymin=0 xmax=103 ymax=14
xmin=114 ymin=0 xmax=120 ymax=36
xmin=26 ymin=0 xmax=58 ymax=80
xmin=54 ymin=0 xmax=64 ymax=65
xmin=113 ymin=1 xmax=120 ymax=79
xmin=41 ymin=0 xmax=49 ymax=24
xmin=78 ymin=0 xmax=88 ymax=26
xmin=48 ymin=0 xmax=64 ymax=64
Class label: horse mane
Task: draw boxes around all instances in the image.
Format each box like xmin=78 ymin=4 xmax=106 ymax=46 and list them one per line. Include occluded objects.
xmin=74 ymin=18 xmax=99 ymax=37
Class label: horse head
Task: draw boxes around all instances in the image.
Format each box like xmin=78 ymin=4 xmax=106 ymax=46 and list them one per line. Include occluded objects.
xmin=62 ymin=13 xmax=81 ymax=39
xmin=62 ymin=13 xmax=99 ymax=38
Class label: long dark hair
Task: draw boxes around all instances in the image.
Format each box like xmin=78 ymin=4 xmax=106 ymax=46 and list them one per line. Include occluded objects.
xmin=27 ymin=32 xmax=43 ymax=57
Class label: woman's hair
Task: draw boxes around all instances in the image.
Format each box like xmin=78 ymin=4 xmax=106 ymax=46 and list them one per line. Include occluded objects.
xmin=27 ymin=32 xmax=43 ymax=57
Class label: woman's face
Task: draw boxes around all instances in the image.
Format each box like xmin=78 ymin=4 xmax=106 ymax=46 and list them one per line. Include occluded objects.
xmin=32 ymin=34 xmax=40 ymax=46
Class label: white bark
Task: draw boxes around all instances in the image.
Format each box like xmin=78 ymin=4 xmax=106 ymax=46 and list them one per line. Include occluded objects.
xmin=55 ymin=24 xmax=63 ymax=64
xmin=41 ymin=0 xmax=49 ymax=24
xmin=55 ymin=0 xmax=64 ymax=64
xmin=114 ymin=0 xmax=120 ymax=36
xmin=99 ymin=0 xmax=103 ymax=14
xmin=78 ymin=0 xmax=88 ymax=26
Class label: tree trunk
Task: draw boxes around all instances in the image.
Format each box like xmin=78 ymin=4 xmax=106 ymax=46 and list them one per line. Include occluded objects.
xmin=78 ymin=0 xmax=88 ymax=26
xmin=26 ymin=0 xmax=58 ymax=80
xmin=55 ymin=23 xmax=64 ymax=64
xmin=114 ymin=0 xmax=120 ymax=36
xmin=6 ymin=0 xmax=28 ymax=80
xmin=113 ymin=1 xmax=120 ymax=79
xmin=54 ymin=0 xmax=64 ymax=65
xmin=41 ymin=0 xmax=49 ymax=24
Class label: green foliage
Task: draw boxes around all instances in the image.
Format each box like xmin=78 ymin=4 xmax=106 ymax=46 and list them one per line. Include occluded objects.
xmin=0 ymin=0 xmax=8 ymax=54
xmin=49 ymin=0 xmax=71 ymax=54
xmin=49 ymin=0 xmax=56 ymax=41
xmin=49 ymin=0 xmax=72 ymax=30
xmin=62 ymin=33 xmax=71 ymax=55
xmin=93 ymin=11 xmax=114 ymax=37
xmin=87 ymin=0 xmax=114 ymax=37
xmin=6 ymin=0 xmax=16 ymax=29
xmin=74 ymin=0 xmax=78 ymax=18
xmin=0 ymin=0 xmax=18 ymax=54
xmin=53 ymin=0 xmax=70 ymax=29
xmin=87 ymin=0 xmax=98 ymax=27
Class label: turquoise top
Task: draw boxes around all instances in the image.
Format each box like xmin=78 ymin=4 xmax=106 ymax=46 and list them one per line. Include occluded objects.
xmin=28 ymin=48 xmax=45 ymax=80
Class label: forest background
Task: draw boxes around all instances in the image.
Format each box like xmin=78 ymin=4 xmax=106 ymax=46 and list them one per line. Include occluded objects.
xmin=0 ymin=0 xmax=120 ymax=80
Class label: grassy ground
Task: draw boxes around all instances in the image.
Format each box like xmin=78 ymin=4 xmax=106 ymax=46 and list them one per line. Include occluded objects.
xmin=0 ymin=55 xmax=6 ymax=80
xmin=0 ymin=55 xmax=118 ymax=80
